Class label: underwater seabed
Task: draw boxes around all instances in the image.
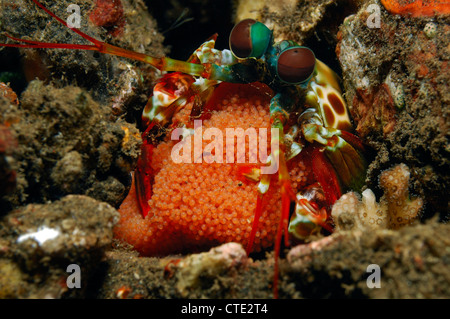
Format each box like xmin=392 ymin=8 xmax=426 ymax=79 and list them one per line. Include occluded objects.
xmin=0 ymin=0 xmax=448 ymax=298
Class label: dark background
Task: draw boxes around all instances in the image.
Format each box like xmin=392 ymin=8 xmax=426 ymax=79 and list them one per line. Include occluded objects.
xmin=144 ymin=0 xmax=235 ymax=60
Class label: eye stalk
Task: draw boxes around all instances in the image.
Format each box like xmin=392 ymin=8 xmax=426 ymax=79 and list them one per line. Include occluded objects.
xmin=277 ymin=46 xmax=316 ymax=85
xmin=229 ymin=19 xmax=272 ymax=59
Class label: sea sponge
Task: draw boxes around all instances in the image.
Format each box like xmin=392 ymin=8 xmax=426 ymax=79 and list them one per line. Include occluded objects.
xmin=332 ymin=163 xmax=423 ymax=231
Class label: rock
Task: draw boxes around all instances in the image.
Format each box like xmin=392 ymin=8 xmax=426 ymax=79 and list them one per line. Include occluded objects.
xmin=234 ymin=0 xmax=361 ymax=45
xmin=286 ymin=221 xmax=450 ymax=298
xmin=0 ymin=195 xmax=119 ymax=298
xmin=0 ymin=122 xmax=17 ymax=203
xmin=175 ymin=242 xmax=248 ymax=297
xmin=0 ymin=80 xmax=141 ymax=208
xmin=1 ymin=0 xmax=165 ymax=108
xmin=336 ymin=0 xmax=449 ymax=220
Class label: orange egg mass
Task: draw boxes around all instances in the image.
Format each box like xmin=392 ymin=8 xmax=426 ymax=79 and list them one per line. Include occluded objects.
xmin=114 ymin=83 xmax=311 ymax=256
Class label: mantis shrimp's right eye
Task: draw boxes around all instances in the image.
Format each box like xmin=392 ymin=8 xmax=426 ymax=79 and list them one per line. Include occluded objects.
xmin=277 ymin=47 xmax=316 ymax=84
xmin=229 ymin=19 xmax=271 ymax=59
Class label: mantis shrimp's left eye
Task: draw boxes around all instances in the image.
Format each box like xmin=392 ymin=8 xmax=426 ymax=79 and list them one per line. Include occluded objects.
xmin=277 ymin=47 xmax=316 ymax=84
xmin=229 ymin=19 xmax=272 ymax=59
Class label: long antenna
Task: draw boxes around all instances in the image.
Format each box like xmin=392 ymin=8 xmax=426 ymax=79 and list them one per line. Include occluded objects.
xmin=0 ymin=0 xmax=207 ymax=77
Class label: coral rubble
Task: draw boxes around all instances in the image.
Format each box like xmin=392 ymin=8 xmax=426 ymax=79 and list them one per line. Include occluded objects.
xmin=332 ymin=163 xmax=423 ymax=231
xmin=175 ymin=242 xmax=248 ymax=297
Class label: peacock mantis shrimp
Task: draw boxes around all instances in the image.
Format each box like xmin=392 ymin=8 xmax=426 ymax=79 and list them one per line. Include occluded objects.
xmin=0 ymin=0 xmax=367 ymax=298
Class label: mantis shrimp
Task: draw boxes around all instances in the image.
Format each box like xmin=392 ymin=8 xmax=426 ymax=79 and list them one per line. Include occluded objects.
xmin=0 ymin=0 xmax=367 ymax=298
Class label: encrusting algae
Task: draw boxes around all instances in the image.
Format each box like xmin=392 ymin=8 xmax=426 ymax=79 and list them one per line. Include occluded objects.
xmin=380 ymin=0 xmax=450 ymax=17
xmin=0 ymin=83 xmax=19 ymax=106
xmin=115 ymin=84 xmax=312 ymax=256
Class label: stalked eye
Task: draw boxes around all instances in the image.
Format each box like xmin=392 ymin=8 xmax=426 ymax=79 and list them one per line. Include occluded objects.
xmin=229 ymin=19 xmax=271 ymax=59
xmin=277 ymin=47 xmax=316 ymax=84
xmin=229 ymin=19 xmax=254 ymax=58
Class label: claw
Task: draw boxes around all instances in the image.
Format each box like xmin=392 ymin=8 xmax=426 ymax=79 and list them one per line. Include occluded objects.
xmin=310 ymin=147 xmax=341 ymax=207
xmin=300 ymin=112 xmax=367 ymax=194
xmin=135 ymin=140 xmax=154 ymax=218
xmin=142 ymin=72 xmax=195 ymax=128
xmin=289 ymin=197 xmax=328 ymax=240
xmin=324 ymin=133 xmax=367 ymax=192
